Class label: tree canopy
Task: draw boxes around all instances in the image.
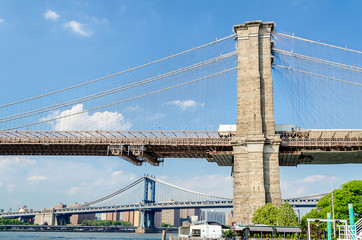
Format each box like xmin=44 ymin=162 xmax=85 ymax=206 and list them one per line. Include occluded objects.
xmin=252 ymin=202 xmax=299 ymax=226
xmin=301 ymin=180 xmax=362 ymax=231
xmin=0 ymin=218 xmax=31 ymax=225
xmin=81 ymin=219 xmax=132 ymax=226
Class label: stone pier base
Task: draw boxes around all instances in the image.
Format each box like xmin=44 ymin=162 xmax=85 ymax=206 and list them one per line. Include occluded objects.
xmin=232 ymin=20 xmax=282 ymax=224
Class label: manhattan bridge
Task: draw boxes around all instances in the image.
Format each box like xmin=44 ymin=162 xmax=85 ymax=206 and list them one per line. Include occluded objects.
xmin=0 ymin=21 xmax=361 ymax=228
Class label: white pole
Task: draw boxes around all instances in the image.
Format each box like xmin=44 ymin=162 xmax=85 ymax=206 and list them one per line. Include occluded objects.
xmin=308 ymin=220 xmax=311 ymax=240
xmin=331 ymin=173 xmax=336 ymax=238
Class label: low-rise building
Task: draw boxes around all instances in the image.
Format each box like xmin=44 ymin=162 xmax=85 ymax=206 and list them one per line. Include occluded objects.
xmin=69 ymin=203 xmax=96 ymax=225
xmin=101 ymin=212 xmax=119 ymax=221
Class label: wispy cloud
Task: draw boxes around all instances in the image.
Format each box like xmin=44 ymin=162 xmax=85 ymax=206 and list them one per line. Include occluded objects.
xmin=0 ymin=18 xmax=4 ymax=23
xmin=295 ymin=175 xmax=327 ymax=184
xmin=27 ymin=176 xmax=47 ymax=181
xmin=124 ymin=105 xmax=141 ymax=113
xmin=67 ymin=186 xmax=80 ymax=195
xmin=165 ymin=100 xmax=204 ymax=111
xmin=145 ymin=113 xmax=165 ymax=122
xmin=44 ymin=10 xmax=60 ymax=21
xmin=0 ymin=157 xmax=36 ymax=169
xmin=281 ymin=174 xmax=341 ymax=198
xmin=68 ymin=170 xmax=137 ymax=197
xmin=170 ymin=174 xmax=233 ymax=198
xmin=7 ymin=184 xmax=16 ymax=194
xmin=64 ymin=20 xmax=92 ymax=37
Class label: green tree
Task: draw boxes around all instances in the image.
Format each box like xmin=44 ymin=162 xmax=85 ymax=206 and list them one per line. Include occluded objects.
xmin=0 ymin=218 xmax=30 ymax=225
xmin=277 ymin=202 xmax=299 ymax=226
xmin=223 ymin=229 xmax=236 ymax=238
xmin=252 ymin=202 xmax=299 ymax=226
xmin=161 ymin=222 xmax=175 ymax=227
xmin=81 ymin=219 xmax=133 ymax=226
xmin=301 ymin=180 xmax=362 ymax=231
xmin=252 ymin=203 xmax=279 ymax=225
xmin=301 ymin=209 xmax=321 ymax=232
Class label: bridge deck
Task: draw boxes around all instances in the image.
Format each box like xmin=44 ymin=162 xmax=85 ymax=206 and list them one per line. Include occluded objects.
xmin=0 ymin=130 xmax=360 ymax=166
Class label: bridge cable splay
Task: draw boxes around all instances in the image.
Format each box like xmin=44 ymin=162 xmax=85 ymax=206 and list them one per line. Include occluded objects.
xmin=273 ymin=32 xmax=362 ymax=54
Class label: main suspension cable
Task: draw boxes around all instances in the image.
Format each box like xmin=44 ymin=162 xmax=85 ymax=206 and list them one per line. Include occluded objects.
xmin=0 ymin=51 xmax=236 ymax=123
xmin=0 ymin=34 xmax=236 ymax=109
xmin=6 ymin=66 xmax=237 ymax=130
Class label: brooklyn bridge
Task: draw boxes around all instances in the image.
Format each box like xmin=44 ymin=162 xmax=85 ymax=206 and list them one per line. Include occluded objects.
xmin=0 ymin=21 xmax=361 ymax=228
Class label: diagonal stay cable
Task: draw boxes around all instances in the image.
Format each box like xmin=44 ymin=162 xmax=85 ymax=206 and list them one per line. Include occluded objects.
xmin=0 ymin=52 xmax=236 ymax=123
xmin=5 ymin=67 xmax=238 ymax=130
xmin=0 ymin=34 xmax=236 ymax=109
xmin=273 ymin=64 xmax=362 ymax=87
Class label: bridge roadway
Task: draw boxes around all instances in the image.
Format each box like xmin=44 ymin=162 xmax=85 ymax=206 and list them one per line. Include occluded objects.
xmin=0 ymin=130 xmax=360 ymax=166
xmin=0 ymin=198 xmax=319 ymax=219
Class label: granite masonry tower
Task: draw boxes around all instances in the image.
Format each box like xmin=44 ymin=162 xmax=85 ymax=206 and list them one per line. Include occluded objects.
xmin=232 ymin=21 xmax=282 ymax=224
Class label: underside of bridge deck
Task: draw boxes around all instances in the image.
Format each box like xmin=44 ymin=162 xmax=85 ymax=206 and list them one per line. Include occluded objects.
xmin=0 ymin=143 xmax=233 ymax=166
xmin=279 ymin=150 xmax=362 ymax=166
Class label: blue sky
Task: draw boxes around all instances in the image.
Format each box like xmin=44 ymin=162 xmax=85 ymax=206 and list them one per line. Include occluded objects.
xmin=0 ymin=0 xmax=361 ymax=211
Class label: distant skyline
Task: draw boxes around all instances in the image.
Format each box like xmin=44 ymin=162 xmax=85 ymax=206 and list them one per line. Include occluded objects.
xmin=0 ymin=0 xmax=361 ymax=211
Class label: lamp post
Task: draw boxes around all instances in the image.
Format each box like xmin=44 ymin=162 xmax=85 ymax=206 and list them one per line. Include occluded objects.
xmin=330 ymin=173 xmax=335 ymax=238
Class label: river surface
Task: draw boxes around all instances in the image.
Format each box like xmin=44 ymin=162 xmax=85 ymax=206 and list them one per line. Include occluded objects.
xmin=0 ymin=232 xmax=177 ymax=240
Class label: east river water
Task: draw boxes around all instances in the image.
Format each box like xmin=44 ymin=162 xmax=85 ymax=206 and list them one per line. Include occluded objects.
xmin=0 ymin=232 xmax=177 ymax=240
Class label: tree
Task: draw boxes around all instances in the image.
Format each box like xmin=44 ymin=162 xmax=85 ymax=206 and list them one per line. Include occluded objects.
xmin=301 ymin=180 xmax=362 ymax=231
xmin=252 ymin=203 xmax=279 ymax=225
xmin=0 ymin=218 xmax=30 ymax=225
xmin=252 ymin=202 xmax=299 ymax=226
xmin=277 ymin=202 xmax=299 ymax=226
xmin=161 ymin=222 xmax=175 ymax=227
xmin=81 ymin=219 xmax=133 ymax=226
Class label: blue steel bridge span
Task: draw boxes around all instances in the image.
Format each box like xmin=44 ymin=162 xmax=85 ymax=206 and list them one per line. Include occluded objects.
xmin=0 ymin=199 xmax=319 ymax=219
xmin=0 ymin=176 xmax=324 ymax=220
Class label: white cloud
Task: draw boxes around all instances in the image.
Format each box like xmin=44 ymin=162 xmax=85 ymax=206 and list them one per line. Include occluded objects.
xmin=112 ymin=170 xmax=123 ymax=176
xmin=0 ymin=182 xmax=3 ymax=187
xmin=90 ymin=17 xmax=108 ymax=25
xmin=165 ymin=100 xmax=204 ymax=111
xmin=295 ymin=175 xmax=327 ymax=184
xmin=145 ymin=113 xmax=165 ymax=122
xmin=109 ymin=171 xmax=137 ymax=186
xmin=44 ymin=10 xmax=60 ymax=21
xmin=0 ymin=157 xmax=36 ymax=169
xmin=280 ymin=174 xmax=341 ymax=198
xmin=67 ymin=186 xmax=80 ymax=195
xmin=27 ymin=176 xmax=47 ymax=181
xmin=64 ymin=20 xmax=92 ymax=36
xmin=0 ymin=18 xmax=4 ymax=23
xmin=41 ymin=104 xmax=131 ymax=131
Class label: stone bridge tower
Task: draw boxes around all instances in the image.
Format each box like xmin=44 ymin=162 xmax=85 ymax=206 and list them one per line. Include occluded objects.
xmin=232 ymin=21 xmax=281 ymax=224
